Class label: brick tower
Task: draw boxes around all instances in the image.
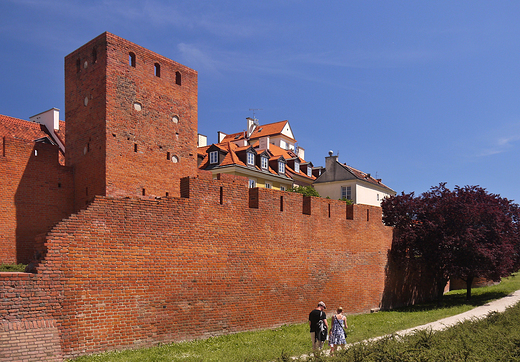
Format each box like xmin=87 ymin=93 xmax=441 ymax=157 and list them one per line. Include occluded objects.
xmin=65 ymin=32 xmax=198 ymax=209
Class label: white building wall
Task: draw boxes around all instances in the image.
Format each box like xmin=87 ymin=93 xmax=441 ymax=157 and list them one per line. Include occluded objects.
xmin=355 ymin=184 xmax=392 ymax=207
xmin=314 ymin=180 xmax=392 ymax=206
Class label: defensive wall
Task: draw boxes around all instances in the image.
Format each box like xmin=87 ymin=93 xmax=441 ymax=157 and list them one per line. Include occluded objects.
xmin=1 ymin=171 xmax=399 ymax=360
xmin=0 ymin=136 xmax=74 ymax=264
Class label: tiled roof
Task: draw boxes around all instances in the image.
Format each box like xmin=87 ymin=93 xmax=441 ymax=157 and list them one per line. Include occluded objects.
xmin=0 ymin=114 xmax=66 ymax=146
xmin=340 ymin=162 xmax=393 ymax=191
xmin=249 ymin=120 xmax=289 ymax=139
xmin=220 ymin=120 xmax=294 ymax=142
xmin=198 ymin=141 xmax=315 ymax=181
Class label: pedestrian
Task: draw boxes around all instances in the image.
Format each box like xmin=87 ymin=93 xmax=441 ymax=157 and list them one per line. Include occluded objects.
xmin=309 ymin=301 xmax=328 ymax=350
xmin=329 ymin=306 xmax=348 ymax=355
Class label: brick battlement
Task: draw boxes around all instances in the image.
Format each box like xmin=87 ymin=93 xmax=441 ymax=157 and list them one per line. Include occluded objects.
xmin=0 ymin=32 xmax=415 ymax=360
xmin=3 ymin=174 xmax=391 ymax=358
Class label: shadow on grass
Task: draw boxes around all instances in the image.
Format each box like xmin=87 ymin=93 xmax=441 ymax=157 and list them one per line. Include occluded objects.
xmin=392 ymin=285 xmax=516 ymax=314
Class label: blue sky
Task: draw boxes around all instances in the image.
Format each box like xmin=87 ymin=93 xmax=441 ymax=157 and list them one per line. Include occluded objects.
xmin=2 ymin=1 xmax=520 ymax=202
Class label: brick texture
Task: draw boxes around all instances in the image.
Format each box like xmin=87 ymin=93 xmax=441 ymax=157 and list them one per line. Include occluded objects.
xmin=0 ymin=32 xmax=435 ymax=361
xmin=0 ymin=137 xmax=73 ymax=264
xmin=2 ymin=173 xmax=398 ymax=359
xmin=65 ymin=32 xmax=198 ymax=211
xmin=0 ymin=273 xmax=62 ymax=362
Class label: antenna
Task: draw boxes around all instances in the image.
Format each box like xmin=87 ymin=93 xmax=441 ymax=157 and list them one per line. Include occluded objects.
xmin=249 ymin=108 xmax=262 ymax=122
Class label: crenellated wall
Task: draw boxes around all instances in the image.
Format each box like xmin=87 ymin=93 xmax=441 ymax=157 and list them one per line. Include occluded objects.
xmin=1 ymin=172 xmax=394 ymax=359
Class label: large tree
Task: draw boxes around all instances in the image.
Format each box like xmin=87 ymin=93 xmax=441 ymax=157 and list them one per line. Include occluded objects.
xmin=382 ymin=183 xmax=520 ymax=301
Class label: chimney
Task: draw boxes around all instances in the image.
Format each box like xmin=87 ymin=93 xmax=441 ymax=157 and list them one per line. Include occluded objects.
xmin=218 ymin=131 xmax=227 ymax=143
xmin=246 ymin=117 xmax=258 ymax=138
xmin=296 ymin=146 xmax=305 ymax=160
xmin=258 ymin=136 xmax=270 ymax=150
xmin=197 ymin=134 xmax=207 ymax=147
xmin=30 ymin=108 xmax=60 ymax=131
xmin=30 ymin=108 xmax=65 ymax=152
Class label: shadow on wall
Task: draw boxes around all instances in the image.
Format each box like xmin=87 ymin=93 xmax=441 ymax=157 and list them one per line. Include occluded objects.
xmin=14 ymin=143 xmax=73 ymax=264
xmin=380 ymin=231 xmax=439 ymax=310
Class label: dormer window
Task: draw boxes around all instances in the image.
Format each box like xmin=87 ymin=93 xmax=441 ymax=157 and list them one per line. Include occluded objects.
xmin=294 ymin=160 xmax=300 ymax=173
xmin=261 ymin=156 xmax=268 ymax=170
xmin=247 ymin=152 xmax=255 ymax=166
xmin=278 ymin=161 xmax=285 ymax=174
xmin=307 ymin=167 xmax=312 ymax=177
xmin=209 ymin=151 xmax=218 ymax=164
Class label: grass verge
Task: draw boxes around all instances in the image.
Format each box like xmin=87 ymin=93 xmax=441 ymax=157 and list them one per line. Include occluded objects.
xmin=69 ymin=272 xmax=520 ymax=361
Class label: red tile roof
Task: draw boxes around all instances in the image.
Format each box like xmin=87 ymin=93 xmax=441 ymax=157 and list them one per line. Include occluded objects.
xmin=0 ymin=114 xmax=66 ymax=146
xmin=198 ymin=141 xmax=315 ymax=181
xmin=340 ymin=162 xmax=393 ymax=191
xmin=220 ymin=120 xmax=294 ymax=142
xmin=249 ymin=120 xmax=290 ymax=139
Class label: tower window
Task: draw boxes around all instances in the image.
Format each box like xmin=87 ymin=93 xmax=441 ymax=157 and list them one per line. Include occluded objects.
xmin=92 ymin=48 xmax=97 ymax=63
xmin=175 ymin=71 xmax=182 ymax=85
xmin=129 ymin=52 xmax=136 ymax=67
xmin=154 ymin=63 xmax=161 ymax=77
xmin=76 ymin=58 xmax=81 ymax=73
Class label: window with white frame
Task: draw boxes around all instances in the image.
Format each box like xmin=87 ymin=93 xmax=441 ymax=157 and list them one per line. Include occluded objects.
xmin=247 ymin=152 xmax=255 ymax=166
xmin=280 ymin=186 xmax=286 ymax=191
xmin=307 ymin=166 xmax=312 ymax=177
xmin=278 ymin=161 xmax=285 ymax=174
xmin=248 ymin=179 xmax=256 ymax=188
xmin=341 ymin=186 xmax=352 ymax=200
xmin=294 ymin=160 xmax=300 ymax=173
xmin=209 ymin=151 xmax=218 ymax=164
xmin=265 ymin=182 xmax=272 ymax=189
xmin=261 ymin=156 xmax=268 ymax=170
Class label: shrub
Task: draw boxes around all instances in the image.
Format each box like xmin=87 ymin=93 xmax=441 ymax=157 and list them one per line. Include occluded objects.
xmin=288 ymin=185 xmax=320 ymax=197
xmin=0 ymin=263 xmax=27 ymax=272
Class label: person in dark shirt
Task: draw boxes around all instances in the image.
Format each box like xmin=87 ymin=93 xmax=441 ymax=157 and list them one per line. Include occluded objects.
xmin=308 ymin=301 xmax=328 ymax=350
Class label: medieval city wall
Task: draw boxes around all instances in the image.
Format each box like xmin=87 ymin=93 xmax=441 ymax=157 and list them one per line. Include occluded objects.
xmin=0 ymin=136 xmax=74 ymax=264
xmin=1 ymin=172 xmax=393 ymax=359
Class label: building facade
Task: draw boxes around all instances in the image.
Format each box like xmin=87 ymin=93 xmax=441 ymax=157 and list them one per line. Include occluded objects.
xmin=198 ymin=118 xmax=315 ymax=190
xmin=313 ymin=152 xmax=396 ymax=206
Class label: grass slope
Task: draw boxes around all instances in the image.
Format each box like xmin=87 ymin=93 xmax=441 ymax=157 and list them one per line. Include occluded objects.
xmin=69 ymin=273 xmax=520 ymax=361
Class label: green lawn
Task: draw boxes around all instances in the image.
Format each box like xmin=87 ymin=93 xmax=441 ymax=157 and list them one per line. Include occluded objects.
xmin=69 ymin=273 xmax=520 ymax=362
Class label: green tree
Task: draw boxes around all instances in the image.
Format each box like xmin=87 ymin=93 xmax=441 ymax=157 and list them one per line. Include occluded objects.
xmin=382 ymin=183 xmax=520 ymax=301
xmin=288 ymin=185 xmax=320 ymax=197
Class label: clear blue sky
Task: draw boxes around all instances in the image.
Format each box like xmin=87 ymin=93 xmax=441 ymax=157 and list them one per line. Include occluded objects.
xmin=2 ymin=1 xmax=520 ymax=202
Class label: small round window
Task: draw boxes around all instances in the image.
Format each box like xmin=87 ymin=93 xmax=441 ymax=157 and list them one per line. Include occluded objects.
xmin=171 ymin=155 xmax=179 ymax=163
xmin=134 ymin=102 xmax=142 ymax=111
xmin=172 ymin=115 xmax=179 ymax=124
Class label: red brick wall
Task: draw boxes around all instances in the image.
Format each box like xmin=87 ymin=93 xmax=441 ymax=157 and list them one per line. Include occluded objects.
xmin=65 ymin=34 xmax=108 ymax=210
xmin=65 ymin=32 xmax=198 ymax=208
xmin=5 ymin=172 xmax=391 ymax=358
xmin=0 ymin=137 xmax=74 ymax=264
xmin=0 ymin=273 xmax=62 ymax=362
